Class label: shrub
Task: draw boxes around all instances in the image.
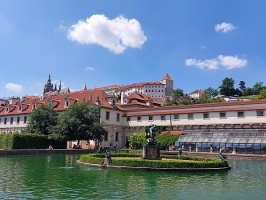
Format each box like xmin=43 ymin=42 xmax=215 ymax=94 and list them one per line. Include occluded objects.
xmin=79 ymin=153 xmax=229 ymax=169
xmin=0 ymin=133 xmax=66 ymax=149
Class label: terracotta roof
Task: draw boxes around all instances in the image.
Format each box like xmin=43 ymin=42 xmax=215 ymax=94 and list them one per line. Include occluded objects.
xmin=0 ymin=89 xmax=116 ymax=116
xmin=161 ymin=73 xmax=172 ymax=80
xmin=189 ymin=89 xmax=203 ymax=95
xmin=123 ymin=99 xmax=266 ymax=117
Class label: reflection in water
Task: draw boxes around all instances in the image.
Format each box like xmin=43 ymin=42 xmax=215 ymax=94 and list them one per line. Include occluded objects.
xmin=0 ymin=155 xmax=266 ymax=199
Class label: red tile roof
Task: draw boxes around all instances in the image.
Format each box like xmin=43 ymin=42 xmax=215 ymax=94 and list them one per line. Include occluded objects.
xmin=161 ymin=73 xmax=172 ymax=80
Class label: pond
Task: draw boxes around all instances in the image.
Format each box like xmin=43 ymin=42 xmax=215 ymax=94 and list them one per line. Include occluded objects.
xmin=0 ymin=154 xmax=266 ymax=199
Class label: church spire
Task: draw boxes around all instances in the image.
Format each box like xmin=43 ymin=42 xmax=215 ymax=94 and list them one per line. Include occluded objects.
xmin=59 ymin=80 xmax=62 ymax=91
xmin=83 ymin=83 xmax=87 ymax=90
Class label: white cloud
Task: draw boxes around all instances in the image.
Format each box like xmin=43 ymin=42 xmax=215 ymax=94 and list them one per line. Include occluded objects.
xmin=215 ymin=22 xmax=236 ymax=33
xmin=186 ymin=58 xmax=219 ymax=70
xmin=218 ymin=55 xmax=247 ymax=69
xmin=67 ymin=14 xmax=147 ymax=54
xmin=185 ymin=55 xmax=247 ymax=70
xmin=5 ymin=83 xmax=23 ymax=92
xmin=85 ymin=66 xmax=95 ymax=71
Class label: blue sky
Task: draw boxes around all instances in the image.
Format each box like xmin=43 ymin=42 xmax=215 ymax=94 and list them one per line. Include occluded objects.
xmin=1 ymin=0 xmax=266 ymax=98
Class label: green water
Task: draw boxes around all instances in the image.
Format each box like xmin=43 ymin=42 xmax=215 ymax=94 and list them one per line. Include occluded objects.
xmin=0 ymin=154 xmax=266 ymax=200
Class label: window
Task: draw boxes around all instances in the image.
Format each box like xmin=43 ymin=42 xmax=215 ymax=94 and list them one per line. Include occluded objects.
xmin=116 ymin=113 xmax=120 ymax=122
xmin=106 ymin=111 xmax=110 ymax=120
xmin=174 ymin=114 xmax=179 ymax=120
xmin=115 ymin=132 xmax=119 ymax=142
xmin=188 ymin=113 xmax=193 ymax=119
xmin=257 ymin=110 xmax=264 ymax=117
xmin=10 ymin=117 xmax=13 ymax=125
xmin=0 ymin=118 xmax=1 ymax=124
xmin=17 ymin=116 xmax=20 ymax=124
xmin=203 ymin=113 xmax=209 ymax=119
xmin=104 ymin=132 xmax=108 ymax=141
xmin=161 ymin=115 xmax=166 ymax=120
xmin=220 ymin=112 xmax=226 ymax=118
xmin=4 ymin=118 xmax=7 ymax=124
xmin=127 ymin=117 xmax=130 ymax=122
xmin=23 ymin=116 xmax=27 ymax=123
xmin=238 ymin=111 xmax=244 ymax=118
xmin=148 ymin=116 xmax=153 ymax=121
xmin=137 ymin=116 xmax=141 ymax=121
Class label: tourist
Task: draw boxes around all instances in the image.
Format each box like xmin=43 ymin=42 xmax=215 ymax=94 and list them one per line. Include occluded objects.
xmin=189 ymin=145 xmax=192 ymax=151
xmin=232 ymin=147 xmax=236 ymax=154
xmin=178 ymin=147 xmax=183 ymax=156
xmin=210 ymin=146 xmax=213 ymax=153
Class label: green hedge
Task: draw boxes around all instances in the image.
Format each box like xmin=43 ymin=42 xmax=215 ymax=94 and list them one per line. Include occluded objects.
xmin=0 ymin=133 xmax=14 ymax=149
xmin=0 ymin=133 xmax=66 ymax=149
xmin=79 ymin=153 xmax=229 ymax=169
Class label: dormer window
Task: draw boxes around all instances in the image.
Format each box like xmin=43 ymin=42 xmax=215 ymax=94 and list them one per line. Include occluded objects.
xmin=65 ymin=100 xmax=70 ymax=108
xmin=112 ymin=100 xmax=116 ymax=107
xmin=5 ymin=107 xmax=9 ymax=113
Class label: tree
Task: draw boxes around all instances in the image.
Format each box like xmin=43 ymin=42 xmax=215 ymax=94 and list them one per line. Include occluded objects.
xmin=257 ymin=88 xmax=266 ymax=99
xmin=242 ymin=87 xmax=254 ymax=96
xmin=26 ymin=105 xmax=58 ymax=135
xmin=219 ymin=77 xmax=236 ymax=96
xmin=155 ymin=132 xmax=180 ymax=150
xmin=163 ymin=97 xmax=173 ymax=106
xmin=128 ymin=131 xmax=147 ymax=149
xmin=172 ymin=88 xmax=184 ymax=104
xmin=196 ymin=92 xmax=211 ymax=104
xmin=204 ymin=87 xmax=218 ymax=98
xmin=239 ymin=81 xmax=246 ymax=91
xmin=52 ymin=103 xmax=106 ymax=144
xmin=253 ymin=82 xmax=264 ymax=95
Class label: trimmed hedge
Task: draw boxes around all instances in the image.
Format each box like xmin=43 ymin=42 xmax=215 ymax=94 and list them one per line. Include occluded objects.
xmin=0 ymin=133 xmax=66 ymax=149
xmin=79 ymin=153 xmax=229 ymax=169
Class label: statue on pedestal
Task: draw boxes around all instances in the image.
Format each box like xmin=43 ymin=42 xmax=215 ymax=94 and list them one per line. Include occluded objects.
xmin=146 ymin=124 xmax=157 ymax=145
xmin=143 ymin=124 xmax=160 ymax=160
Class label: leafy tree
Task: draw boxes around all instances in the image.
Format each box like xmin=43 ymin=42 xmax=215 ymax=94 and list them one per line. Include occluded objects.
xmin=253 ymin=82 xmax=264 ymax=95
xmin=234 ymin=88 xmax=242 ymax=97
xmin=128 ymin=131 xmax=147 ymax=149
xmin=257 ymin=88 xmax=266 ymax=99
xmin=171 ymin=88 xmax=184 ymax=105
xmin=242 ymin=87 xmax=254 ymax=96
xmin=52 ymin=103 xmax=106 ymax=144
xmin=219 ymin=77 xmax=236 ymax=96
xmin=26 ymin=105 xmax=58 ymax=135
xmin=163 ymin=97 xmax=173 ymax=106
xmin=204 ymin=87 xmax=218 ymax=98
xmin=173 ymin=88 xmax=183 ymax=99
xmin=239 ymin=81 xmax=246 ymax=91
xmin=155 ymin=132 xmax=180 ymax=150
xmin=195 ymin=92 xmax=211 ymax=104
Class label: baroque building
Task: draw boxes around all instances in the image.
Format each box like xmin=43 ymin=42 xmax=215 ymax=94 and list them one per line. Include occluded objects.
xmin=1 ymin=74 xmax=266 ymax=153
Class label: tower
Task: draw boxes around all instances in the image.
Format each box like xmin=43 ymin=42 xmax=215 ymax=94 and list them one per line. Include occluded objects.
xmin=161 ymin=73 xmax=173 ymax=97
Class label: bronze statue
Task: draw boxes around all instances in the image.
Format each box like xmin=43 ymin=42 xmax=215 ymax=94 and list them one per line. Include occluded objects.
xmin=146 ymin=124 xmax=157 ymax=145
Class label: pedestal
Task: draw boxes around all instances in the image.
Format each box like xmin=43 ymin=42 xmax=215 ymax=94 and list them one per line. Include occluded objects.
xmin=142 ymin=144 xmax=161 ymax=160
